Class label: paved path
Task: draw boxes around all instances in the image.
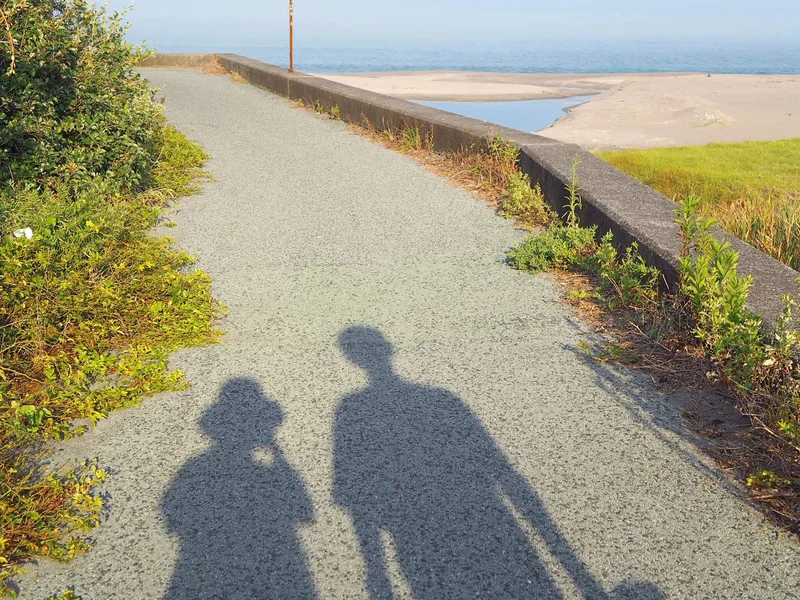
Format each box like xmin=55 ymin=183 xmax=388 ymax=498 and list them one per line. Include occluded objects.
xmin=19 ymin=70 xmax=800 ymax=599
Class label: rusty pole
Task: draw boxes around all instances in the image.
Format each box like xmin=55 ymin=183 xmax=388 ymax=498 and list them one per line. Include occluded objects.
xmin=289 ymin=0 xmax=294 ymax=73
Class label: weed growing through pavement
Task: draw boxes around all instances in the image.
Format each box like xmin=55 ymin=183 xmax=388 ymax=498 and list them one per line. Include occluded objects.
xmin=47 ymin=590 xmax=82 ymax=600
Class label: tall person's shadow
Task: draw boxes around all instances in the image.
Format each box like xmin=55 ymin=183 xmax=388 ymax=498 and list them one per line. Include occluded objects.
xmin=162 ymin=378 xmax=317 ymax=599
xmin=334 ymin=327 xmax=663 ymax=600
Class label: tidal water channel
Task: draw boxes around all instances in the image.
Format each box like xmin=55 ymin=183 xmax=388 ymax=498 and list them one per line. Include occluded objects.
xmin=414 ymin=95 xmax=595 ymax=133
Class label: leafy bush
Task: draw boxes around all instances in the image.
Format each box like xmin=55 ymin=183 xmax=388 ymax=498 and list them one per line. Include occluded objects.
xmin=508 ymin=224 xmax=598 ymax=272
xmin=0 ymin=0 xmax=158 ymax=190
xmin=0 ymin=126 xmax=219 ymax=596
xmin=1 ymin=158 xmax=216 ymax=441
xmin=499 ymin=174 xmax=552 ymax=226
xmin=585 ymin=234 xmax=661 ymax=309
xmin=510 ymin=170 xmax=799 ymax=524
xmin=676 ymin=197 xmax=800 ymax=446
xmin=676 ymin=198 xmax=763 ymax=378
xmin=0 ymin=1 xmax=221 ymax=594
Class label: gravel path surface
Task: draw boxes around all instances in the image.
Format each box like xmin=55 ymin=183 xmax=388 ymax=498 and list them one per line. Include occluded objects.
xmin=18 ymin=69 xmax=800 ymax=599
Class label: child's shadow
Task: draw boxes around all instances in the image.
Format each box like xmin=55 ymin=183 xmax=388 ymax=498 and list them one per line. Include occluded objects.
xmin=162 ymin=377 xmax=317 ymax=599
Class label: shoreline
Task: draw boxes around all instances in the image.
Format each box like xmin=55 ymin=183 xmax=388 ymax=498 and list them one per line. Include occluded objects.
xmin=319 ymin=71 xmax=800 ymax=150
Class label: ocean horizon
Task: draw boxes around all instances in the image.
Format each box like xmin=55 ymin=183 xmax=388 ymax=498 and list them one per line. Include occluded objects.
xmin=156 ymin=39 xmax=800 ymax=75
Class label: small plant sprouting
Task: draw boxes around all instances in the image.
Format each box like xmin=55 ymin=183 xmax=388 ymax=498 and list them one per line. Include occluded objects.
xmin=565 ymin=155 xmax=582 ymax=228
xmin=499 ymin=174 xmax=552 ymax=227
xmin=47 ymin=589 xmax=83 ymax=600
xmin=488 ymin=135 xmax=520 ymax=165
xmin=399 ymin=126 xmax=423 ymax=152
xmin=746 ymin=470 xmax=791 ymax=490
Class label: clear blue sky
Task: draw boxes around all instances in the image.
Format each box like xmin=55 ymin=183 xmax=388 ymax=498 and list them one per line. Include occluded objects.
xmin=110 ymin=1 xmax=800 ymax=48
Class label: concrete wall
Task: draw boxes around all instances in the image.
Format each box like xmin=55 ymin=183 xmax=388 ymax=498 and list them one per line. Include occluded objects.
xmin=147 ymin=53 xmax=800 ymax=328
xmin=139 ymin=53 xmax=217 ymax=69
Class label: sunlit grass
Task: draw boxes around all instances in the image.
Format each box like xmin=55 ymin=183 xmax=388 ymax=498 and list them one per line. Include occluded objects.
xmin=599 ymin=139 xmax=800 ymax=270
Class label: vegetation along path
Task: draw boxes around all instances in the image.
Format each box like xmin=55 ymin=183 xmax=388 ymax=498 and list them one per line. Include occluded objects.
xmin=19 ymin=69 xmax=800 ymax=599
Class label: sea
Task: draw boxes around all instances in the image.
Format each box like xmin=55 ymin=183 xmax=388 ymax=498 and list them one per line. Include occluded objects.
xmin=159 ymin=39 xmax=800 ymax=133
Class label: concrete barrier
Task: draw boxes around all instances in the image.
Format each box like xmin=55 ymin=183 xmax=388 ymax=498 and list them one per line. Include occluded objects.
xmin=147 ymin=53 xmax=799 ymax=327
xmin=139 ymin=53 xmax=217 ymax=69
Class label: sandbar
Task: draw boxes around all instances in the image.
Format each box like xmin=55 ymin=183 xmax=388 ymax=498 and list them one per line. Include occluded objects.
xmin=319 ymin=71 xmax=800 ymax=150
xmin=320 ymin=71 xmax=638 ymax=101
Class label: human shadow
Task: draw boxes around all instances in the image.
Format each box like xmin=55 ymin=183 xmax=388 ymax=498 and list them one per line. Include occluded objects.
xmin=334 ymin=326 xmax=663 ymax=600
xmin=162 ymin=377 xmax=317 ymax=599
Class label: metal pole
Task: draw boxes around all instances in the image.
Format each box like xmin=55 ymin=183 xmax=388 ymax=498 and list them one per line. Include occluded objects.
xmin=289 ymin=0 xmax=294 ymax=73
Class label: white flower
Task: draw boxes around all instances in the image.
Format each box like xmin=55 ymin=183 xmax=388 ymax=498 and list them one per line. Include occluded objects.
xmin=13 ymin=227 xmax=33 ymax=240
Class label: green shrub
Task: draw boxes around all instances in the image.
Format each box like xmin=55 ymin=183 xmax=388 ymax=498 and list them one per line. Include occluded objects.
xmin=508 ymin=159 xmax=598 ymax=273
xmin=508 ymin=224 xmax=598 ymax=272
xmin=0 ymin=2 xmax=221 ymax=593
xmin=676 ymin=198 xmax=764 ymax=379
xmin=0 ymin=127 xmax=220 ymax=595
xmin=585 ymin=233 xmax=661 ymax=309
xmin=0 ymin=0 xmax=158 ymax=190
xmin=676 ymin=197 xmax=800 ymax=445
xmin=499 ymin=174 xmax=552 ymax=226
xmin=1 ymin=167 xmax=217 ymax=442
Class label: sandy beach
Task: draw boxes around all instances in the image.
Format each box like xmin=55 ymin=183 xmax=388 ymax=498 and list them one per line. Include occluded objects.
xmin=320 ymin=72 xmax=800 ymax=150
xmin=321 ymin=71 xmax=628 ymax=101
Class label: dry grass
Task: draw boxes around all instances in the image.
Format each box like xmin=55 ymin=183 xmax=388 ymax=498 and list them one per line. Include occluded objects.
xmin=229 ymin=70 xmax=249 ymax=84
xmin=196 ymin=55 xmax=228 ymax=75
xmin=140 ymin=54 xmax=251 ymax=86
xmin=138 ymin=54 xmax=229 ymax=75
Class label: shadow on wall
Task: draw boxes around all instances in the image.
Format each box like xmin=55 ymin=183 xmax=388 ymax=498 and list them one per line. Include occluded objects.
xmin=162 ymin=328 xmax=664 ymax=599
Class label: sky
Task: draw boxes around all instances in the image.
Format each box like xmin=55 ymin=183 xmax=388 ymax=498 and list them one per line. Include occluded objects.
xmin=108 ymin=0 xmax=800 ymax=49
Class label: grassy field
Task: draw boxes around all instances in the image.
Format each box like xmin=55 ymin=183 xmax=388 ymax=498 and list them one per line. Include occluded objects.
xmin=599 ymin=139 xmax=800 ymax=270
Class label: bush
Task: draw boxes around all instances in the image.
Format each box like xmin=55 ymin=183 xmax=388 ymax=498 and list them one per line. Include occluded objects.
xmin=585 ymin=233 xmax=661 ymax=309
xmin=511 ymin=181 xmax=799 ymax=526
xmin=0 ymin=2 xmax=220 ymax=594
xmin=508 ymin=224 xmax=598 ymax=272
xmin=499 ymin=174 xmax=552 ymax=226
xmin=0 ymin=130 xmax=218 ymax=591
xmin=0 ymin=0 xmax=158 ymax=190
xmin=676 ymin=197 xmax=800 ymax=446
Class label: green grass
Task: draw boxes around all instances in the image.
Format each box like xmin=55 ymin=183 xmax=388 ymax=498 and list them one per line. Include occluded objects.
xmin=599 ymin=139 xmax=800 ymax=269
